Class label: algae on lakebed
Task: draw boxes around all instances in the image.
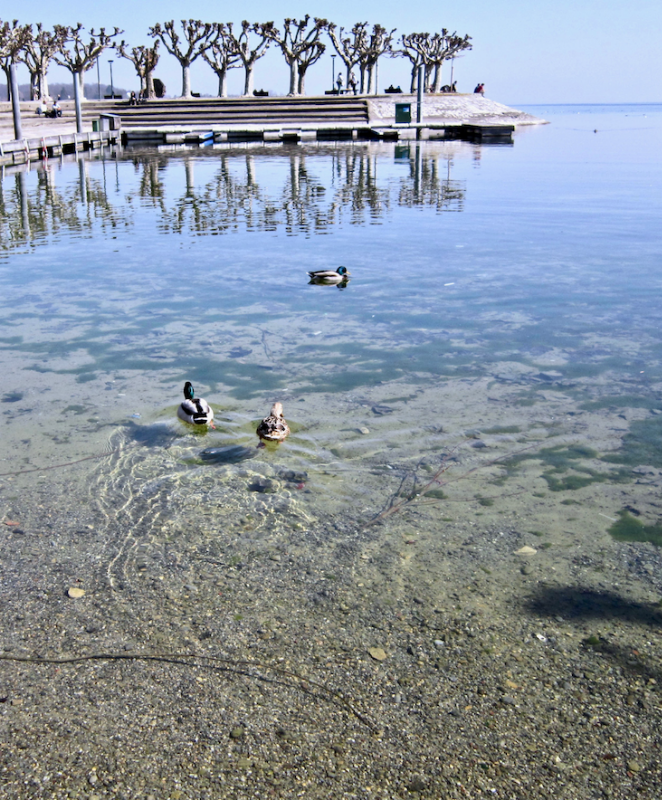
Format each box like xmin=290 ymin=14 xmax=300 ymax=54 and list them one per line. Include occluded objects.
xmin=495 ymin=444 xmax=631 ymax=491
xmin=609 ymin=510 xmax=662 ymax=547
xmin=603 ymin=416 xmax=662 ymax=469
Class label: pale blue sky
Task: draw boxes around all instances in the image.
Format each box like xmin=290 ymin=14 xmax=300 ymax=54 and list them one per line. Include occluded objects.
xmin=11 ymin=0 xmax=662 ymax=103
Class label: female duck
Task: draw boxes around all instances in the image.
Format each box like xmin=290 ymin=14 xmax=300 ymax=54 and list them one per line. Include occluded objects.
xmin=307 ymin=266 xmax=351 ymax=285
xmin=257 ymin=402 xmax=290 ymax=443
xmin=177 ymin=381 xmax=215 ymax=427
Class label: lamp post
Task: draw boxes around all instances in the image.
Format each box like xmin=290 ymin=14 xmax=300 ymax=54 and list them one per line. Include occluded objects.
xmin=108 ymin=59 xmax=114 ymax=99
xmin=331 ymin=54 xmax=336 ymax=92
xmin=96 ymin=58 xmax=101 ymax=100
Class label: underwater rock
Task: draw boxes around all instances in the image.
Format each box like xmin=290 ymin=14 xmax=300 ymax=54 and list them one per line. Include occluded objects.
xmin=229 ymin=347 xmax=252 ymax=358
xmin=278 ymin=469 xmax=308 ymax=483
xmin=248 ymin=477 xmax=278 ymax=493
xmin=200 ymin=445 xmax=257 ymax=464
xmin=537 ymin=371 xmax=563 ymax=381
xmin=368 ymin=647 xmax=387 ymax=661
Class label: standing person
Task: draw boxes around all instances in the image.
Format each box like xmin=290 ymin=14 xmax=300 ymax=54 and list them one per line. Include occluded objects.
xmin=348 ymin=71 xmax=357 ymax=95
xmin=336 ymin=73 xmax=343 ymax=94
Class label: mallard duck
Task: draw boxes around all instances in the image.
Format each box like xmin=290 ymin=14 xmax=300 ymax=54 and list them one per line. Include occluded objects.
xmin=307 ymin=266 xmax=351 ymax=285
xmin=177 ymin=381 xmax=215 ymax=427
xmin=256 ymin=402 xmax=290 ymax=443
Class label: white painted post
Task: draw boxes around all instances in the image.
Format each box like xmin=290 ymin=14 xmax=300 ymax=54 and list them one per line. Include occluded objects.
xmin=10 ymin=64 xmax=22 ymax=141
xmin=416 ymin=65 xmax=424 ymax=124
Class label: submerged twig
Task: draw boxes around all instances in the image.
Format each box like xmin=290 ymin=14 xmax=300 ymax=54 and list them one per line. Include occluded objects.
xmin=0 ymin=446 xmax=126 ymax=478
xmin=363 ymin=443 xmax=538 ymax=528
xmin=0 ymin=650 xmax=375 ymax=730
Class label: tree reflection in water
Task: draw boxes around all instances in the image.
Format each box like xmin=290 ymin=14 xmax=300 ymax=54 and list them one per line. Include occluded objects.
xmin=0 ymin=155 xmax=127 ymax=255
xmin=134 ymin=144 xmax=466 ymax=235
xmin=0 ymin=143 xmax=468 ymax=254
xmin=398 ymin=143 xmax=465 ymax=212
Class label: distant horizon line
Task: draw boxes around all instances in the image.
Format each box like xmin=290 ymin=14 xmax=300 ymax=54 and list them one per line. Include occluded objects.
xmin=514 ymin=101 xmax=662 ymax=107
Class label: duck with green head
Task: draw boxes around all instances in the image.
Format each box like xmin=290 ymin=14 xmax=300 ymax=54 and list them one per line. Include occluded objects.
xmin=307 ymin=266 xmax=351 ymax=285
xmin=177 ymin=381 xmax=215 ymax=428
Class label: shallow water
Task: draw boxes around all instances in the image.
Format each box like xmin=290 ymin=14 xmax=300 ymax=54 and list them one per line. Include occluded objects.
xmin=1 ymin=105 xmax=662 ymax=794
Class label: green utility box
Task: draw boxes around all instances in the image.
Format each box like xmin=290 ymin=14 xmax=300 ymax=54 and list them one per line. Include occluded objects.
xmin=395 ymin=103 xmax=412 ymax=123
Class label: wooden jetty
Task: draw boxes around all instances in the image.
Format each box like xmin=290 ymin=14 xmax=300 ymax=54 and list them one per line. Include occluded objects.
xmin=0 ymin=123 xmax=120 ymax=167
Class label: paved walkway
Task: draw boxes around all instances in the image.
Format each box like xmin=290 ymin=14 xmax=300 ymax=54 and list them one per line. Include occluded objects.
xmin=0 ymin=94 xmax=545 ymax=146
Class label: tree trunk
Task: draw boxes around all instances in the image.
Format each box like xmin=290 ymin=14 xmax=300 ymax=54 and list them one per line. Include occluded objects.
xmin=366 ymin=66 xmax=374 ymax=95
xmin=181 ymin=64 xmax=192 ymax=98
xmin=3 ymin=68 xmax=11 ymax=102
xmin=297 ymin=65 xmax=306 ymax=96
xmin=359 ymin=65 xmax=366 ymax=94
xmin=288 ymin=60 xmax=298 ymax=96
xmin=40 ymin=72 xmax=49 ymax=101
xmin=410 ymin=63 xmax=418 ymax=93
xmin=243 ymin=63 xmax=255 ymax=96
xmin=146 ymin=71 xmax=156 ymax=100
xmin=424 ymin=64 xmax=433 ymax=92
xmin=29 ymin=71 xmax=38 ymax=100
xmin=217 ymin=69 xmax=228 ymax=98
xmin=432 ymin=63 xmax=442 ymax=93
xmin=77 ymin=70 xmax=87 ymax=101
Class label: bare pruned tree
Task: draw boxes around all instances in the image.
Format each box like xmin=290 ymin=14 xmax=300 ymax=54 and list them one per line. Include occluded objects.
xmin=327 ymin=23 xmax=363 ymax=87
xmin=266 ymin=16 xmax=328 ymax=96
xmin=351 ymin=23 xmax=396 ymax=94
xmin=22 ymin=24 xmax=66 ymax=101
xmin=400 ymin=30 xmax=472 ymax=93
xmin=0 ymin=19 xmax=30 ymax=101
xmin=223 ymin=21 xmax=275 ymax=97
xmin=118 ymin=41 xmax=160 ymax=99
xmin=149 ymin=20 xmax=217 ymax=98
xmin=53 ymin=24 xmax=123 ymax=101
xmin=201 ymin=24 xmax=241 ymax=98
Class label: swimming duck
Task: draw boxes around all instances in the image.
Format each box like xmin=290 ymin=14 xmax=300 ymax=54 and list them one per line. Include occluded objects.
xmin=177 ymin=381 xmax=215 ymax=427
xmin=307 ymin=266 xmax=351 ymax=285
xmin=256 ymin=402 xmax=290 ymax=443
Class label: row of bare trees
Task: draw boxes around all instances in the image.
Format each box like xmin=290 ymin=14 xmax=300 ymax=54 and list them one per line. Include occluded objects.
xmin=0 ymin=17 xmax=472 ymax=102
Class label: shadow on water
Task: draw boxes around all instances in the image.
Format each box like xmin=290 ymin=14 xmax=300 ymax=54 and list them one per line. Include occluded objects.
xmin=525 ymin=585 xmax=662 ymax=681
xmin=524 ymin=585 xmax=662 ymax=627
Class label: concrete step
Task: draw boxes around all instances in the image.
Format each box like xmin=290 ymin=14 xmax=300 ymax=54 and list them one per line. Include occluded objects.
xmin=80 ymin=97 xmax=369 ymax=127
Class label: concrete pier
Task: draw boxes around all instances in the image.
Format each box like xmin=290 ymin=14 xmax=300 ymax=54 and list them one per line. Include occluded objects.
xmin=0 ymin=94 xmax=544 ymax=157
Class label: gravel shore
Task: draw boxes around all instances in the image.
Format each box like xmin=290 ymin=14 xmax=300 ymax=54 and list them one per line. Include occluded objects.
xmin=1 ymin=435 xmax=661 ymax=799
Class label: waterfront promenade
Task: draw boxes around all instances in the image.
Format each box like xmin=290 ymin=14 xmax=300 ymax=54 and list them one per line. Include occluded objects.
xmin=0 ymin=93 xmax=544 ymax=147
